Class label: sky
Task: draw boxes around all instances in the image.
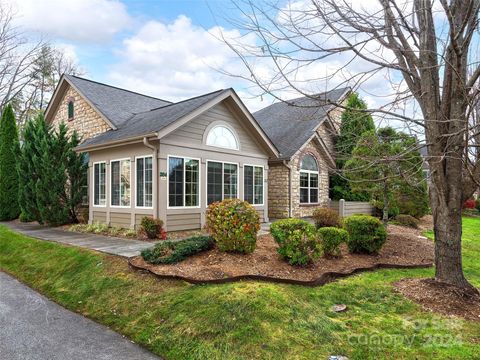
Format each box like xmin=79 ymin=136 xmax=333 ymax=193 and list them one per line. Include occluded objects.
xmin=5 ymin=0 xmax=421 ymax=118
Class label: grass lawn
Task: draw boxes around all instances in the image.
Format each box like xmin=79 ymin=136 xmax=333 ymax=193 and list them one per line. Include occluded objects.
xmin=0 ymin=218 xmax=479 ymax=360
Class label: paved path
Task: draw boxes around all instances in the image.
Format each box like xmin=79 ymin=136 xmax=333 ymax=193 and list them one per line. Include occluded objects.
xmin=0 ymin=272 xmax=161 ymax=360
xmin=1 ymin=222 xmax=156 ymax=258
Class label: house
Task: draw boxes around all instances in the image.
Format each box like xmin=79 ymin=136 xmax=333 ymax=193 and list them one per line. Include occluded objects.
xmin=45 ymin=75 xmax=347 ymax=230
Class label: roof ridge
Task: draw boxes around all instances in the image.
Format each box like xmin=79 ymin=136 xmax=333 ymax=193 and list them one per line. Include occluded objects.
xmin=66 ymin=74 xmax=173 ymax=104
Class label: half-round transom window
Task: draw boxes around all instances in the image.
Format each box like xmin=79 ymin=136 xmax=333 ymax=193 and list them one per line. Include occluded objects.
xmin=301 ymin=154 xmax=318 ymax=171
xmin=206 ymin=125 xmax=239 ymax=150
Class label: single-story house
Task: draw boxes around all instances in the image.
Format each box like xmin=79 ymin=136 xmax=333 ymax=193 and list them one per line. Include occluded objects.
xmin=45 ymin=75 xmax=348 ymax=231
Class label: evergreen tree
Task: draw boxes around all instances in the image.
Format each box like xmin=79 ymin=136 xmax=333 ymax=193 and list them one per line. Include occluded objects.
xmin=330 ymin=93 xmax=375 ymax=200
xmin=0 ymin=104 xmax=20 ymax=220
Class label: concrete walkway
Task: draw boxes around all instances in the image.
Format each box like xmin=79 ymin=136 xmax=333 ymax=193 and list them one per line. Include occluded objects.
xmin=0 ymin=272 xmax=161 ymax=360
xmin=1 ymin=222 xmax=156 ymax=258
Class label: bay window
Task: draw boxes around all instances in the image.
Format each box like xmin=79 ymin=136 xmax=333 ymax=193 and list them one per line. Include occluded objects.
xmin=168 ymin=156 xmax=199 ymax=207
xmin=207 ymin=161 xmax=238 ymax=205
xmin=111 ymin=159 xmax=131 ymax=207
xmin=244 ymin=165 xmax=263 ymax=205
xmin=136 ymin=156 xmax=153 ymax=208
xmin=299 ymin=154 xmax=319 ymax=204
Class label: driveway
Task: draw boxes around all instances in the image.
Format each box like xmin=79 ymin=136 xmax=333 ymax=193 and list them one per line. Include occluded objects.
xmin=0 ymin=272 xmax=161 ymax=360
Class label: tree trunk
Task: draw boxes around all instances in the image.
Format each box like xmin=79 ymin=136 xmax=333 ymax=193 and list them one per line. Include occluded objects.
xmin=382 ymin=180 xmax=389 ymax=225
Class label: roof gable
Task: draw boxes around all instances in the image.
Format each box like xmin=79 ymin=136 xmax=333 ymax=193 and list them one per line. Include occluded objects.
xmin=254 ymin=87 xmax=349 ymax=159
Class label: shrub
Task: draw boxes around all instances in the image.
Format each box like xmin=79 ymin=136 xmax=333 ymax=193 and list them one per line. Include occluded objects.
xmin=270 ymin=219 xmax=321 ymax=265
xmin=343 ymin=215 xmax=387 ymax=254
xmin=318 ymin=227 xmax=349 ymax=257
xmin=392 ymin=214 xmax=418 ymax=229
xmin=463 ymin=199 xmax=476 ymax=209
xmin=141 ymin=236 xmax=214 ymax=264
xmin=476 ymin=199 xmax=480 ymax=213
xmin=205 ymin=199 xmax=259 ymax=254
xmin=140 ymin=216 xmax=164 ymax=239
xmin=312 ymin=208 xmax=341 ymax=228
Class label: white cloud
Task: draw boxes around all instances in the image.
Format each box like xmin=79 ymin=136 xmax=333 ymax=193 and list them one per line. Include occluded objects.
xmin=7 ymin=0 xmax=131 ymax=42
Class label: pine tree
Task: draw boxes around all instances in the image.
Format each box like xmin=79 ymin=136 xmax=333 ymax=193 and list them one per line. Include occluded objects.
xmin=330 ymin=93 xmax=375 ymax=201
xmin=0 ymin=104 xmax=20 ymax=220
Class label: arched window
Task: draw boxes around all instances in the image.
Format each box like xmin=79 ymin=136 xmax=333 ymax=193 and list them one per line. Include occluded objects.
xmin=68 ymin=101 xmax=74 ymax=120
xmin=300 ymin=154 xmax=319 ymax=204
xmin=206 ymin=125 xmax=239 ymax=150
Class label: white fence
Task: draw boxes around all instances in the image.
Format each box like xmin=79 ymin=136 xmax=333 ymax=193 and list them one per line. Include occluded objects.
xmin=329 ymin=199 xmax=374 ymax=217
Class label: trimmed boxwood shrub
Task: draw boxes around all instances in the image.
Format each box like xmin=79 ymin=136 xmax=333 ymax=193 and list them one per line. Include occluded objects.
xmin=343 ymin=215 xmax=387 ymax=254
xmin=392 ymin=214 xmax=418 ymax=229
xmin=140 ymin=216 xmax=165 ymax=239
xmin=205 ymin=199 xmax=259 ymax=254
xmin=318 ymin=227 xmax=349 ymax=257
xmin=141 ymin=236 xmax=214 ymax=264
xmin=312 ymin=207 xmax=341 ymax=228
xmin=270 ymin=218 xmax=321 ymax=266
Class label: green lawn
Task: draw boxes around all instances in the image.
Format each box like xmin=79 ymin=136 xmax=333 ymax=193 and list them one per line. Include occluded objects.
xmin=0 ymin=218 xmax=479 ymax=360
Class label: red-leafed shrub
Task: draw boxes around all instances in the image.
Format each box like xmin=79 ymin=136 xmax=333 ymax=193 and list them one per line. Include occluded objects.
xmin=463 ymin=199 xmax=476 ymax=209
xmin=205 ymin=199 xmax=260 ymax=254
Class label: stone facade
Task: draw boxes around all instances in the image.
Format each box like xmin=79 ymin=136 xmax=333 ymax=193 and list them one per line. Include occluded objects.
xmin=50 ymin=85 xmax=111 ymax=141
xmin=267 ymin=163 xmax=290 ymax=218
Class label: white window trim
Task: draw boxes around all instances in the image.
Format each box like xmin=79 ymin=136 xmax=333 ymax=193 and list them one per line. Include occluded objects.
xmin=205 ymin=160 xmax=240 ymax=207
xmin=135 ymin=155 xmax=154 ymax=210
xmin=204 ymin=122 xmax=240 ymax=151
xmin=110 ymin=157 xmax=132 ymax=208
xmin=167 ymin=155 xmax=201 ymax=209
xmin=243 ymin=164 xmax=265 ymax=206
xmin=299 ymin=169 xmax=319 ymax=205
xmin=92 ymin=161 xmax=106 ymax=208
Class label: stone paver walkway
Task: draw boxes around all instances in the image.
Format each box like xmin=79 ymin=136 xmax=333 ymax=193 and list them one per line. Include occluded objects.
xmin=1 ymin=221 xmax=156 ymax=258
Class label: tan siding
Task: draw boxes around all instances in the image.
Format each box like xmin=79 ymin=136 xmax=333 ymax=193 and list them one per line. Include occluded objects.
xmin=110 ymin=212 xmax=131 ymax=228
xmin=163 ymin=102 xmax=265 ymax=155
xmin=166 ymin=213 xmax=201 ymax=231
xmin=92 ymin=211 xmax=106 ymax=223
xmin=256 ymin=210 xmax=265 ymax=223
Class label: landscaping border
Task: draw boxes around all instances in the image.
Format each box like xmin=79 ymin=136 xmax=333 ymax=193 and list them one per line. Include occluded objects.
xmin=128 ymin=259 xmax=433 ymax=287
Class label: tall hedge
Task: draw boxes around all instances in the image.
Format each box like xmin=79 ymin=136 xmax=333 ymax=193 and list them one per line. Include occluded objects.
xmin=0 ymin=104 xmax=20 ymax=220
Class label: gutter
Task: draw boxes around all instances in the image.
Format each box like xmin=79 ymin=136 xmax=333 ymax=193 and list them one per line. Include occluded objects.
xmin=143 ymin=136 xmax=159 ymax=220
xmin=283 ymin=160 xmax=293 ymax=218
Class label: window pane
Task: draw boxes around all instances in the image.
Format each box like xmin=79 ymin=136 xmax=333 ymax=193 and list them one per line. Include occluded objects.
xmin=244 ymin=165 xmax=253 ymax=203
xmin=111 ymin=161 xmax=120 ymax=206
xmin=169 ymin=157 xmax=184 ymax=207
xmin=301 ymin=154 xmax=318 ymax=171
xmin=207 ymin=162 xmax=223 ymax=205
xmin=310 ymin=173 xmax=318 ymax=188
xmin=99 ymin=163 xmax=105 ymax=206
xmin=300 ymin=172 xmax=309 ymax=187
xmin=310 ymin=188 xmax=318 ymax=203
xmin=224 ymin=163 xmax=238 ymax=199
xmin=206 ymin=126 xmax=239 ymax=150
xmin=185 ymin=159 xmax=199 ymax=206
xmin=300 ymin=188 xmax=309 ymax=203
xmin=120 ymin=160 xmax=131 ymax=206
xmin=145 ymin=157 xmax=153 ymax=207
xmin=254 ymin=166 xmax=263 ymax=204
xmin=136 ymin=158 xmax=144 ymax=207
xmin=94 ymin=164 xmax=100 ymax=205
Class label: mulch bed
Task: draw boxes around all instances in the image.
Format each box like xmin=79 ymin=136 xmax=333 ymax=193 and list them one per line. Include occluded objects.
xmin=129 ymin=223 xmax=434 ymax=285
xmin=394 ymin=278 xmax=480 ymax=321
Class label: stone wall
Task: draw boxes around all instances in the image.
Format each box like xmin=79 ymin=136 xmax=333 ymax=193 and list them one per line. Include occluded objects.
xmin=267 ymin=163 xmax=290 ymax=219
xmin=50 ymin=85 xmax=111 ymax=142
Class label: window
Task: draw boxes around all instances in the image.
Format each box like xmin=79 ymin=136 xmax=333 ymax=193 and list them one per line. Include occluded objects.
xmin=300 ymin=154 xmax=319 ymax=204
xmin=207 ymin=161 xmax=238 ymax=205
xmin=111 ymin=159 xmax=131 ymax=206
xmin=68 ymin=101 xmax=74 ymax=120
xmin=244 ymin=165 xmax=264 ymax=205
xmin=206 ymin=125 xmax=239 ymax=150
xmin=136 ymin=156 xmax=153 ymax=208
xmin=93 ymin=162 xmax=106 ymax=206
xmin=168 ymin=156 xmax=199 ymax=207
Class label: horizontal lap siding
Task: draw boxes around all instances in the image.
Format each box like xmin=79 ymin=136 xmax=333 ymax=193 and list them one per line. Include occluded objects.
xmin=92 ymin=211 xmax=106 ymax=223
xmin=167 ymin=213 xmax=202 ymax=231
xmin=110 ymin=212 xmax=131 ymax=228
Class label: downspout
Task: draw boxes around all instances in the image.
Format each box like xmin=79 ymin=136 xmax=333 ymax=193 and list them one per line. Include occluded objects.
xmin=283 ymin=160 xmax=293 ymax=218
xmin=143 ymin=136 xmax=159 ymax=219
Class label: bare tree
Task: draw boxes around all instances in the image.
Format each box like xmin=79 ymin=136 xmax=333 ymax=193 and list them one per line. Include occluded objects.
xmin=221 ymin=0 xmax=480 ymax=290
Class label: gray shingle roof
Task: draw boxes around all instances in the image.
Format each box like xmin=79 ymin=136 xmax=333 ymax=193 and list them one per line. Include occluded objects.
xmin=77 ymin=89 xmax=227 ymax=149
xmin=253 ymin=88 xmax=349 ymax=159
xmin=66 ymin=75 xmax=172 ymax=127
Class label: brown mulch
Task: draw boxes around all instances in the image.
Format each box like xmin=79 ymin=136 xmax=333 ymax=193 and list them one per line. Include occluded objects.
xmin=130 ymin=223 xmax=434 ymax=284
xmin=394 ymin=278 xmax=480 ymax=321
